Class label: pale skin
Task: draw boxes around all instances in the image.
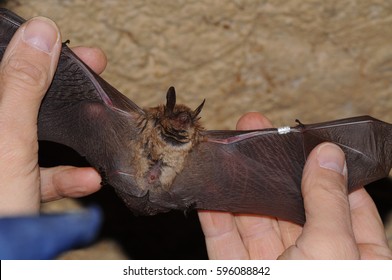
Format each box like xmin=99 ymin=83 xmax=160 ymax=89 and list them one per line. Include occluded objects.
xmin=0 ymin=17 xmax=391 ymax=260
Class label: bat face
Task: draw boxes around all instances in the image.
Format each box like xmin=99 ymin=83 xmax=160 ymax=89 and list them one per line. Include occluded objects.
xmin=147 ymin=86 xmax=205 ymax=146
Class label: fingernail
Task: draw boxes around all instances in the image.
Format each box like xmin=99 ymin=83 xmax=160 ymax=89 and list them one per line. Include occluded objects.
xmin=317 ymin=143 xmax=347 ymax=175
xmin=22 ymin=17 xmax=58 ymax=53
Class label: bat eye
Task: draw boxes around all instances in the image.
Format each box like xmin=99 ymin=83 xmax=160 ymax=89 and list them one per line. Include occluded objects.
xmin=178 ymin=112 xmax=191 ymax=125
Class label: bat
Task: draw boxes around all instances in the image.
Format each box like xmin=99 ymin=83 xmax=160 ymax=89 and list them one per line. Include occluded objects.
xmin=1 ymin=8 xmax=391 ymax=225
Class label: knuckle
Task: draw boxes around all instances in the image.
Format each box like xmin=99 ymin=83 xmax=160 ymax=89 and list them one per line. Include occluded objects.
xmin=0 ymin=146 xmax=38 ymax=178
xmin=330 ymin=236 xmax=360 ymax=259
xmin=2 ymin=57 xmax=48 ymax=91
xmin=320 ymin=175 xmax=348 ymax=198
xmin=307 ymin=175 xmax=348 ymax=205
xmin=303 ymin=165 xmax=348 ymax=198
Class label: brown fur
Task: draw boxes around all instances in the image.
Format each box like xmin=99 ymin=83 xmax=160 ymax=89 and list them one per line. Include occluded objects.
xmin=131 ymin=103 xmax=204 ymax=191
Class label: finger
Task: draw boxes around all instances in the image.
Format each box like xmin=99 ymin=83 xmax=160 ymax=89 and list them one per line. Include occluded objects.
xmin=349 ymin=188 xmax=392 ymax=259
xmin=0 ymin=17 xmax=61 ymax=133
xmin=350 ymin=188 xmax=387 ymax=245
xmin=198 ymin=211 xmax=249 ymax=259
xmin=0 ymin=17 xmax=61 ymax=215
xmin=276 ymin=219 xmax=303 ymax=249
xmin=233 ymin=213 xmax=285 ymax=259
xmin=236 ymin=112 xmax=273 ymax=130
xmin=295 ymin=143 xmax=359 ymax=259
xmin=71 ymin=46 xmax=107 ymax=74
xmin=40 ymin=166 xmax=102 ymax=202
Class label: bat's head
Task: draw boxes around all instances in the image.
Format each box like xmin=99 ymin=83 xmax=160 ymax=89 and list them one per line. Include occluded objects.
xmin=161 ymin=86 xmax=205 ymax=145
xmin=146 ymin=87 xmax=205 ymax=146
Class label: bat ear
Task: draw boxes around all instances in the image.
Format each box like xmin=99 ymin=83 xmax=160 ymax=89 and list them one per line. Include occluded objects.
xmin=165 ymin=86 xmax=176 ymax=116
xmin=192 ymin=99 xmax=205 ymax=119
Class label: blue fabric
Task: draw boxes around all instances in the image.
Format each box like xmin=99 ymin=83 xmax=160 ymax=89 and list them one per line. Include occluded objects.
xmin=0 ymin=206 xmax=102 ymax=259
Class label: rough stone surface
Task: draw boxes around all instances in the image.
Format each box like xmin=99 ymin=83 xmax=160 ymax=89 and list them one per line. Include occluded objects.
xmin=2 ymin=0 xmax=392 ymax=258
xmin=8 ymin=0 xmax=392 ymax=127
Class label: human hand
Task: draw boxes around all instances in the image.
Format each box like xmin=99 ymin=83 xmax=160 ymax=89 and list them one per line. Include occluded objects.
xmin=0 ymin=16 xmax=107 ymax=259
xmin=198 ymin=112 xmax=392 ymax=259
xmin=0 ymin=16 xmax=106 ymax=216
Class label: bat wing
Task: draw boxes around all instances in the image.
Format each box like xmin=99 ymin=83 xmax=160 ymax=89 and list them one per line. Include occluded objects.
xmin=161 ymin=116 xmax=392 ymax=225
xmin=0 ymin=9 xmax=146 ymax=197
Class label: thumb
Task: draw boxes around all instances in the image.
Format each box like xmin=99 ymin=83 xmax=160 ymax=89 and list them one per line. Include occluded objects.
xmin=0 ymin=17 xmax=61 ymax=215
xmin=0 ymin=17 xmax=61 ymax=131
xmin=280 ymin=143 xmax=359 ymax=259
